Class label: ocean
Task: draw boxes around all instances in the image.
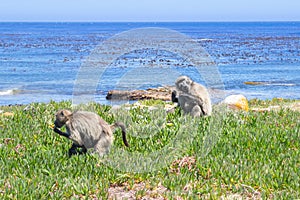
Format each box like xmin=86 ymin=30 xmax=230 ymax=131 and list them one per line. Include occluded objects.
xmin=0 ymin=22 xmax=299 ymax=106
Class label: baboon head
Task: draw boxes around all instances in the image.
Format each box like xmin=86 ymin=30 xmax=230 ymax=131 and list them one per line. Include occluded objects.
xmin=54 ymin=109 xmax=72 ymax=128
xmin=175 ymin=75 xmax=192 ymax=93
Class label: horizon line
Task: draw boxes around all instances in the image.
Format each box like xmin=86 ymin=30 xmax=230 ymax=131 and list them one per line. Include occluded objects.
xmin=1 ymin=20 xmax=300 ymax=23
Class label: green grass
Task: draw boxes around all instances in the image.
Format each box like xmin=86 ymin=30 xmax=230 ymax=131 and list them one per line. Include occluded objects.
xmin=0 ymin=99 xmax=299 ymax=199
xmin=249 ymin=97 xmax=298 ymax=108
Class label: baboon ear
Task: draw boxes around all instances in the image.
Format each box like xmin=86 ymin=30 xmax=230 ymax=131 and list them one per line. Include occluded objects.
xmin=60 ymin=110 xmax=64 ymax=116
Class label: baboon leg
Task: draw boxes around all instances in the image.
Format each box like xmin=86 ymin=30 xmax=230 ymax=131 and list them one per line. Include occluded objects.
xmin=171 ymin=90 xmax=179 ymax=103
xmin=191 ymin=105 xmax=203 ymax=117
xmin=94 ymin=139 xmax=111 ymax=157
xmin=68 ymin=143 xmax=78 ymax=157
xmin=97 ymin=149 xmax=109 ymax=157
xmin=79 ymin=146 xmax=87 ymax=154
xmin=95 ymin=146 xmax=109 ymax=157
xmin=68 ymin=143 xmax=87 ymax=157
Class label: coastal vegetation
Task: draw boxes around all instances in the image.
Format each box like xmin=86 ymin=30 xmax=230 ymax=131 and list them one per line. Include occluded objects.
xmin=0 ymin=99 xmax=299 ymax=199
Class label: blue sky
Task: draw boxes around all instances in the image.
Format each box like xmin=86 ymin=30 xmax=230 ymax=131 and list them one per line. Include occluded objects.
xmin=1 ymin=0 xmax=300 ymax=22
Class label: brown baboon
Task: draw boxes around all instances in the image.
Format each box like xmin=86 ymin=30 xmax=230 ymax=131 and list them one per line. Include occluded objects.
xmin=53 ymin=109 xmax=129 ymax=157
xmin=172 ymin=75 xmax=212 ymax=117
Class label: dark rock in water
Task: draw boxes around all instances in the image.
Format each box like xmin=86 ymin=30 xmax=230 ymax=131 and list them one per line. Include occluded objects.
xmin=244 ymin=81 xmax=266 ymax=85
xmin=106 ymin=86 xmax=175 ymax=101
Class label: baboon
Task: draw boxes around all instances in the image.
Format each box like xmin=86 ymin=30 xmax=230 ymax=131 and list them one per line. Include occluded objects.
xmin=172 ymin=75 xmax=212 ymax=117
xmin=53 ymin=109 xmax=129 ymax=157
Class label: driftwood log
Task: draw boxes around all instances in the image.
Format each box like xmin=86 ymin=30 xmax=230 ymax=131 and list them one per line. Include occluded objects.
xmin=106 ymin=86 xmax=175 ymax=101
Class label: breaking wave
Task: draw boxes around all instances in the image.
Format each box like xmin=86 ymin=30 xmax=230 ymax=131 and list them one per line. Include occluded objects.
xmin=0 ymin=89 xmax=21 ymax=96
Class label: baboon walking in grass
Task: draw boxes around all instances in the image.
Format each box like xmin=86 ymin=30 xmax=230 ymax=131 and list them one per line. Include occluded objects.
xmin=53 ymin=109 xmax=129 ymax=157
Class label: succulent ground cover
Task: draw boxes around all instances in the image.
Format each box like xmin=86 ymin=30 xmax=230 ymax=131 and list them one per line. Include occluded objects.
xmin=0 ymin=99 xmax=299 ymax=199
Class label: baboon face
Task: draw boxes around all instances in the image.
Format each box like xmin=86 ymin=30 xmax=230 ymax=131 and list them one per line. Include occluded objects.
xmin=176 ymin=76 xmax=192 ymax=93
xmin=54 ymin=110 xmax=72 ymax=128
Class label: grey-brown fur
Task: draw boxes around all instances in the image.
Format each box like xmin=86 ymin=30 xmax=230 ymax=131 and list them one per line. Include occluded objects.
xmin=53 ymin=109 xmax=129 ymax=157
xmin=172 ymin=75 xmax=212 ymax=117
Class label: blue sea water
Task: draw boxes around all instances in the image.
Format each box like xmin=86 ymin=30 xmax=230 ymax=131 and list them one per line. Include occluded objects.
xmin=0 ymin=22 xmax=299 ymax=105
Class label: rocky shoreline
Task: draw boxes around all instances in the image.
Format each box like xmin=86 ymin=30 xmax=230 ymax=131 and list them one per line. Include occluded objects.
xmin=105 ymin=86 xmax=300 ymax=113
xmin=1 ymin=86 xmax=299 ymax=114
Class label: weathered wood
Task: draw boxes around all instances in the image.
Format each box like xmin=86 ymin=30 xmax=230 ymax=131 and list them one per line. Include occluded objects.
xmin=106 ymin=86 xmax=175 ymax=101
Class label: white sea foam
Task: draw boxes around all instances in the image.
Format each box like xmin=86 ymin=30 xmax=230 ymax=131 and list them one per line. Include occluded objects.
xmin=0 ymin=89 xmax=19 ymax=96
xmin=265 ymin=83 xmax=296 ymax=86
xmin=197 ymin=38 xmax=213 ymax=42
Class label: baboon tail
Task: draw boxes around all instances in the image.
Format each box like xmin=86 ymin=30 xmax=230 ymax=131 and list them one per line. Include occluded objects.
xmin=112 ymin=122 xmax=129 ymax=147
